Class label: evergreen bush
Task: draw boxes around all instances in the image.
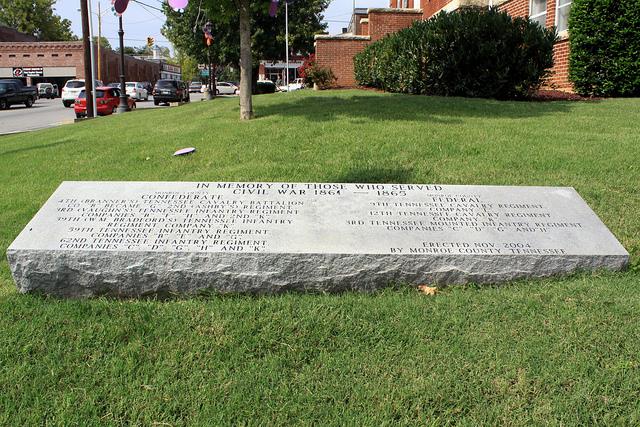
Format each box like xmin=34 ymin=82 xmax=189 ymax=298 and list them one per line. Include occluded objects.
xmin=569 ymin=0 xmax=640 ymax=97
xmin=354 ymin=7 xmax=556 ymax=99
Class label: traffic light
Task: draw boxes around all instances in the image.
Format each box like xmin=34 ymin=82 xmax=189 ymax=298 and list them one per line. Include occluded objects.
xmin=147 ymin=37 xmax=154 ymax=48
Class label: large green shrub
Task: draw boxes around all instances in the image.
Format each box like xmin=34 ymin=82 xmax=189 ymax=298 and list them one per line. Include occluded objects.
xmin=354 ymin=7 xmax=556 ymax=99
xmin=569 ymin=0 xmax=640 ymax=97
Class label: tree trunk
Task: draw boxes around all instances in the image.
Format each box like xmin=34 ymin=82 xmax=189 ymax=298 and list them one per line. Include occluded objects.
xmin=238 ymin=0 xmax=253 ymax=120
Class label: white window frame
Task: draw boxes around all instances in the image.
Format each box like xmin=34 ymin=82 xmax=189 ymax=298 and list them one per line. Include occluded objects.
xmin=529 ymin=0 xmax=547 ymax=27
xmin=555 ymin=0 xmax=572 ymax=35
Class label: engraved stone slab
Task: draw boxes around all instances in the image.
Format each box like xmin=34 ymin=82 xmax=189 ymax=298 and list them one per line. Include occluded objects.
xmin=7 ymin=181 xmax=629 ymax=298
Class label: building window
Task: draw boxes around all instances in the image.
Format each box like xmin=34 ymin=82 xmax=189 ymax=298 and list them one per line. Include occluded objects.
xmin=65 ymin=53 xmax=72 ymax=57
xmin=37 ymin=54 xmax=44 ymax=57
xmin=23 ymin=54 xmax=30 ymax=57
xmin=52 ymin=53 xmax=59 ymax=57
xmin=9 ymin=54 xmax=16 ymax=57
xmin=529 ymin=0 xmax=547 ymax=28
xmin=556 ymin=0 xmax=572 ymax=33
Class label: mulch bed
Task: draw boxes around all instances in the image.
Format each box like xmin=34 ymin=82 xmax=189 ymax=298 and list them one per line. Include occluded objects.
xmin=530 ymin=89 xmax=600 ymax=102
xmin=347 ymin=86 xmax=600 ymax=102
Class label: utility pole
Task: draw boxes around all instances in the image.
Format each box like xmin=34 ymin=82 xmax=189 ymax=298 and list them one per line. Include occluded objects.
xmin=80 ymin=0 xmax=94 ymax=118
xmin=204 ymin=21 xmax=214 ymax=100
xmin=97 ymin=1 xmax=102 ymax=79
xmin=285 ymin=0 xmax=289 ymax=91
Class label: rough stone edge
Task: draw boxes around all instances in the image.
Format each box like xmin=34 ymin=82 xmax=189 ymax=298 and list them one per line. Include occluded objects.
xmin=7 ymin=249 xmax=629 ymax=299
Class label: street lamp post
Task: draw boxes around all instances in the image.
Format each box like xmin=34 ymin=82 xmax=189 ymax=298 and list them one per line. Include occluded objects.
xmin=80 ymin=0 xmax=94 ymax=118
xmin=116 ymin=15 xmax=129 ymax=113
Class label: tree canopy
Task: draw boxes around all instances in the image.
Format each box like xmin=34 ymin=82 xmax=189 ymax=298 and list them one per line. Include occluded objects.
xmin=162 ymin=0 xmax=329 ymax=67
xmin=92 ymin=36 xmax=112 ymax=50
xmin=0 ymin=0 xmax=76 ymax=41
xmin=163 ymin=0 xmax=329 ymax=120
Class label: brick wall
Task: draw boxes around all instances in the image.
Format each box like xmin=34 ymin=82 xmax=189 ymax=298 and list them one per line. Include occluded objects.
xmin=498 ymin=0 xmax=573 ymax=92
xmin=368 ymin=9 xmax=422 ymax=41
xmin=353 ymin=12 xmax=368 ymax=36
xmin=0 ymin=41 xmax=161 ymax=84
xmin=360 ymin=21 xmax=369 ymax=36
xmin=315 ymin=0 xmax=574 ymax=92
xmin=497 ymin=0 xmax=528 ymax=17
xmin=315 ymin=37 xmax=370 ymax=87
xmin=315 ymin=8 xmax=422 ymax=87
xmin=546 ymin=39 xmax=571 ymax=91
xmin=98 ymin=49 xmax=161 ymax=83
xmin=0 ymin=41 xmax=85 ymax=81
xmin=422 ymin=0 xmax=455 ymax=18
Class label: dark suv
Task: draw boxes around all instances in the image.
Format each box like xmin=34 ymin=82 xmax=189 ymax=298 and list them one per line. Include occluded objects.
xmin=153 ymin=80 xmax=189 ymax=105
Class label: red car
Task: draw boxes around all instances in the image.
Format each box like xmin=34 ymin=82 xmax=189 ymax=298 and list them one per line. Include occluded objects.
xmin=74 ymin=86 xmax=136 ymax=118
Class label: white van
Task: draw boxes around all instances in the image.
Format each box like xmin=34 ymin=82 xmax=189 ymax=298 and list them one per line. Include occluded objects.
xmin=61 ymin=79 xmax=103 ymax=107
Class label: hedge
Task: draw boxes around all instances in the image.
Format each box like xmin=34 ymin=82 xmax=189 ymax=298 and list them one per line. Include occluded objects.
xmin=569 ymin=0 xmax=640 ymax=97
xmin=354 ymin=7 xmax=556 ymax=99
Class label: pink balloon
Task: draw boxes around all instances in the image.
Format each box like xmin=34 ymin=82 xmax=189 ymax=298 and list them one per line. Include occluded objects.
xmin=168 ymin=0 xmax=188 ymax=10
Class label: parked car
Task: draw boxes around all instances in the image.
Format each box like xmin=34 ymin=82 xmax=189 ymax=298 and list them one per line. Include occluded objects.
xmin=152 ymin=80 xmax=189 ymax=105
xmin=216 ymin=81 xmax=238 ymax=95
xmin=278 ymin=78 xmax=305 ymax=92
xmin=0 ymin=79 xmax=38 ymax=109
xmin=107 ymin=82 xmax=121 ymax=89
xmin=37 ymin=82 xmax=57 ymax=99
xmin=255 ymin=80 xmax=277 ymax=94
xmin=141 ymin=81 xmax=153 ymax=94
xmin=74 ymin=87 xmax=136 ymax=118
xmin=62 ymin=79 xmax=103 ymax=107
xmin=189 ymin=81 xmax=202 ymax=93
xmin=125 ymin=81 xmax=148 ymax=101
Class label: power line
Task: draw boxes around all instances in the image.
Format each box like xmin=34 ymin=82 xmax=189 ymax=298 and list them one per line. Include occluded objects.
xmin=130 ymin=0 xmax=164 ymax=13
xmin=102 ymin=36 xmax=170 ymax=43
xmin=324 ymin=12 xmax=353 ymax=19
xmin=124 ymin=16 xmax=165 ymax=25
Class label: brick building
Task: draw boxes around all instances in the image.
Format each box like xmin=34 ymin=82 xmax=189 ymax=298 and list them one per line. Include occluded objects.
xmin=499 ymin=0 xmax=572 ymax=91
xmin=315 ymin=8 xmax=422 ymax=87
xmin=316 ymin=0 xmax=573 ymax=91
xmin=0 ymin=41 xmax=167 ymax=88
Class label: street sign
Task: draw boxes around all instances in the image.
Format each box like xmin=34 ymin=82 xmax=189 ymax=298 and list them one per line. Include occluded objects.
xmin=12 ymin=67 xmax=44 ymax=77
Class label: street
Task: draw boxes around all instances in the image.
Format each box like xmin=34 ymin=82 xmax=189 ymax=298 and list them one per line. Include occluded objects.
xmin=0 ymin=92 xmax=207 ymax=135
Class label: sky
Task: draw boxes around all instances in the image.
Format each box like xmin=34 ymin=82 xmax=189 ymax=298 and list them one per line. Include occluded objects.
xmin=53 ymin=0 xmax=390 ymax=53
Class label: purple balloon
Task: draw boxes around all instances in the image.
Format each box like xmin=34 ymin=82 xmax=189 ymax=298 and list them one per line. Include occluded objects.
xmin=269 ymin=0 xmax=279 ymax=17
xmin=168 ymin=0 xmax=188 ymax=11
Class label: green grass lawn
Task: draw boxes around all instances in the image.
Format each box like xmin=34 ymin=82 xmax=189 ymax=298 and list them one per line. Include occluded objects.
xmin=1 ymin=90 xmax=639 ymax=425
